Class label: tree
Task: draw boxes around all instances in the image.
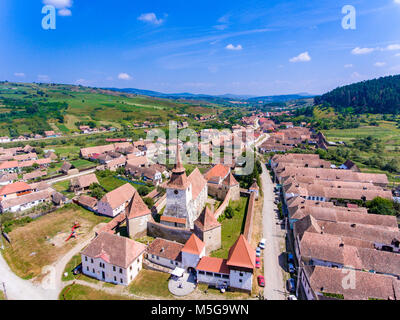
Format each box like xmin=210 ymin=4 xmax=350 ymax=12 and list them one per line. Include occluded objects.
xmin=366 ymin=197 xmax=396 ymax=216
xmin=224 ymin=206 xmax=235 ymax=219
xmin=143 ymin=197 xmax=155 ymax=210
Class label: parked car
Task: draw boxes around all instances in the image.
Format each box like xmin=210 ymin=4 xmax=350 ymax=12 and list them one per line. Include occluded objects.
xmin=255 ymin=257 xmax=261 ymax=269
xmin=287 ymin=278 xmax=296 ymax=293
xmin=259 ymin=238 xmax=266 ymax=249
xmin=288 ymin=253 xmax=294 ymax=264
xmin=73 ymin=264 xmax=82 ymax=275
xmin=288 ymin=295 xmax=297 ymax=300
xmin=258 ymin=275 xmax=265 ymax=287
xmin=256 ymin=247 xmax=261 ymax=257
xmin=288 ymin=263 xmax=295 ymax=274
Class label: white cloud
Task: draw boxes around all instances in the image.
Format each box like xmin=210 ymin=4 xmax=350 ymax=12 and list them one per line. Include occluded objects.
xmin=38 ymin=75 xmax=50 ymax=82
xmin=225 ymin=44 xmax=243 ymax=51
xmin=14 ymin=72 xmax=25 ymax=77
xmin=138 ymin=13 xmax=165 ymax=25
xmin=374 ymin=62 xmax=386 ymax=67
xmin=43 ymin=0 xmax=72 ymax=8
xmin=289 ymin=52 xmax=311 ymax=63
xmin=118 ymin=73 xmax=132 ymax=80
xmin=395 ymin=53 xmax=400 ymax=57
xmin=214 ymin=15 xmax=230 ymax=30
xmin=395 ymin=0 xmax=400 ymax=4
xmin=344 ymin=64 xmax=353 ymax=68
xmin=58 ymin=8 xmax=72 ymax=16
xmin=43 ymin=0 xmax=73 ymax=16
xmin=351 ymin=47 xmax=375 ymax=55
xmin=385 ymin=44 xmax=400 ymax=51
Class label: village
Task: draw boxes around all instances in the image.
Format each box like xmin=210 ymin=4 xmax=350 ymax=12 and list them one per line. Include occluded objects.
xmin=0 ymin=112 xmax=398 ymax=301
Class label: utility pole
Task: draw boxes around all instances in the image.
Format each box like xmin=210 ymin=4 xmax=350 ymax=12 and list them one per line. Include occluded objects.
xmin=2 ymin=282 xmax=7 ymax=300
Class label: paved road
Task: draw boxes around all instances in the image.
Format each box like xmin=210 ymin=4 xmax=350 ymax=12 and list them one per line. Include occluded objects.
xmin=260 ymin=162 xmax=286 ymax=300
xmin=0 ymin=252 xmax=55 ymax=300
xmin=0 ymin=227 xmax=97 ymax=300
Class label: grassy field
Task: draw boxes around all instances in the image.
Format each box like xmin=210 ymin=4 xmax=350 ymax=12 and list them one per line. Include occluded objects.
xmin=96 ymin=175 xmax=128 ymax=192
xmin=1 ymin=204 xmax=109 ymax=279
xmin=53 ymin=180 xmax=75 ymax=198
xmin=211 ymin=197 xmax=249 ymax=259
xmin=128 ymin=270 xmax=173 ymax=299
xmin=70 ymin=159 xmax=95 ymax=170
xmin=0 ymin=82 xmax=221 ymax=137
xmin=60 ymin=284 xmax=132 ymax=300
xmin=323 ymin=120 xmax=400 ymax=182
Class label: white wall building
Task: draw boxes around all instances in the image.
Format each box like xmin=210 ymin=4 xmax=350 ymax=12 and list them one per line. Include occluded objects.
xmin=81 ymin=232 xmax=146 ymax=286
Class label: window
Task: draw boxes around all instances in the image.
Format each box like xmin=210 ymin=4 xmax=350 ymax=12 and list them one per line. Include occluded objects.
xmin=239 ymin=279 xmax=242 ymax=283
xmin=130 ymin=266 xmax=132 ymax=271
xmin=152 ymin=255 xmax=155 ymax=259
xmin=206 ymin=272 xmax=213 ymax=276
xmin=222 ymin=275 xmax=229 ymax=279
xmin=114 ymin=276 xmax=117 ymax=282
xmin=120 ymin=278 xmax=123 ymax=283
xmin=91 ymin=259 xmax=94 ymax=264
xmin=239 ymin=272 xmax=244 ymax=277
xmin=119 ymin=268 xmax=123 ymax=274
xmin=85 ymin=256 xmax=88 ymax=262
xmin=87 ymin=267 xmax=89 ymax=271
xmin=113 ymin=266 xmax=116 ymax=272
xmin=171 ymin=260 xmax=174 ymax=264
xmin=199 ymin=271 xmax=205 ymax=275
xmin=92 ymin=268 xmax=95 ymax=273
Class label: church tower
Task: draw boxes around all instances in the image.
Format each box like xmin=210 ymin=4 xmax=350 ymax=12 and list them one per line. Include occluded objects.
xmin=161 ymin=145 xmax=194 ymax=228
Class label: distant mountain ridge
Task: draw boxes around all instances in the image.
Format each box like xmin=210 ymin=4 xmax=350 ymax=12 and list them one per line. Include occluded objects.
xmin=103 ymin=87 xmax=314 ymax=104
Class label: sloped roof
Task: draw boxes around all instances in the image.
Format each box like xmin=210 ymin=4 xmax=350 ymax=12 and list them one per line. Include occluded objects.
xmin=188 ymin=167 xmax=207 ymax=199
xmin=196 ymin=256 xmax=230 ymax=274
xmin=100 ymin=183 xmax=136 ymax=210
xmin=182 ymin=234 xmax=205 ymax=255
xmin=0 ymin=181 xmax=32 ymax=196
xmin=222 ymin=172 xmax=239 ymax=187
xmin=195 ymin=207 xmax=221 ymax=231
xmin=126 ymin=191 xmax=151 ymax=219
xmin=227 ymin=235 xmax=256 ymax=270
xmin=147 ymin=238 xmax=184 ymax=261
xmin=204 ymin=164 xmax=230 ymax=181
xmin=81 ymin=232 xmax=146 ymax=269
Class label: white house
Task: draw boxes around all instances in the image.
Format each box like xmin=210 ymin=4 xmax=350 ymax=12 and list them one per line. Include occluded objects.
xmin=0 ymin=189 xmax=51 ymax=213
xmin=81 ymin=232 xmax=146 ymax=286
xmin=0 ymin=173 xmax=17 ymax=186
xmin=97 ymin=183 xmax=136 ymax=217
xmin=181 ymin=234 xmax=206 ymax=270
xmin=196 ymin=235 xmax=255 ymax=293
xmin=146 ymin=238 xmax=184 ymax=270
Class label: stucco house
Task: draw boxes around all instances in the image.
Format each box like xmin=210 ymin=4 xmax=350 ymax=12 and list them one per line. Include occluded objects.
xmin=81 ymin=232 xmax=146 ymax=286
xmin=97 ymin=183 xmax=136 ymax=217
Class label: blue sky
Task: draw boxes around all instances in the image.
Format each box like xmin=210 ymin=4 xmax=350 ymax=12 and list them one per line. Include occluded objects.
xmin=1 ymin=0 xmax=400 ymax=95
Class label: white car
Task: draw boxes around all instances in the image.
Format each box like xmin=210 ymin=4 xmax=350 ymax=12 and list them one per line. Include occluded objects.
xmin=256 ymin=247 xmax=261 ymax=257
xmin=259 ymin=238 xmax=266 ymax=249
xmin=288 ymin=295 xmax=297 ymax=300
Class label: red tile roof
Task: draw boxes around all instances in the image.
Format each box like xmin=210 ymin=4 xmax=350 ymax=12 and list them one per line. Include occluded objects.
xmin=81 ymin=232 xmax=146 ymax=269
xmin=227 ymin=235 xmax=256 ymax=270
xmin=0 ymin=182 xmax=32 ymax=196
xmin=196 ymin=256 xmax=230 ymax=274
xmin=204 ymin=164 xmax=230 ymax=181
xmin=194 ymin=207 xmax=221 ymax=231
xmin=160 ymin=216 xmax=187 ymax=225
xmin=126 ymin=191 xmax=151 ymax=219
xmin=182 ymin=234 xmax=205 ymax=255
xmin=100 ymin=183 xmax=136 ymax=210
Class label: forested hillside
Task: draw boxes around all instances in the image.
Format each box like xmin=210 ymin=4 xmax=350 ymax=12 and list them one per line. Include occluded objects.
xmin=314 ymin=75 xmax=400 ymax=114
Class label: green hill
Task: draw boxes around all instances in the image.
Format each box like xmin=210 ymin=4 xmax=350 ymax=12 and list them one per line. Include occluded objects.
xmin=314 ymin=74 xmax=400 ymax=114
xmin=0 ymin=81 xmax=219 ymax=137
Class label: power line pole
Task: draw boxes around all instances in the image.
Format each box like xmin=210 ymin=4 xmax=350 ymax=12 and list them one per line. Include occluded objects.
xmin=2 ymin=282 xmax=7 ymax=300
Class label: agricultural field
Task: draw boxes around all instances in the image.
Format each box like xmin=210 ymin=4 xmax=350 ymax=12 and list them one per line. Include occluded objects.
xmin=0 ymin=82 xmax=221 ymax=137
xmin=322 ymin=120 xmax=400 ymax=182
xmin=1 ymin=204 xmax=110 ymax=280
